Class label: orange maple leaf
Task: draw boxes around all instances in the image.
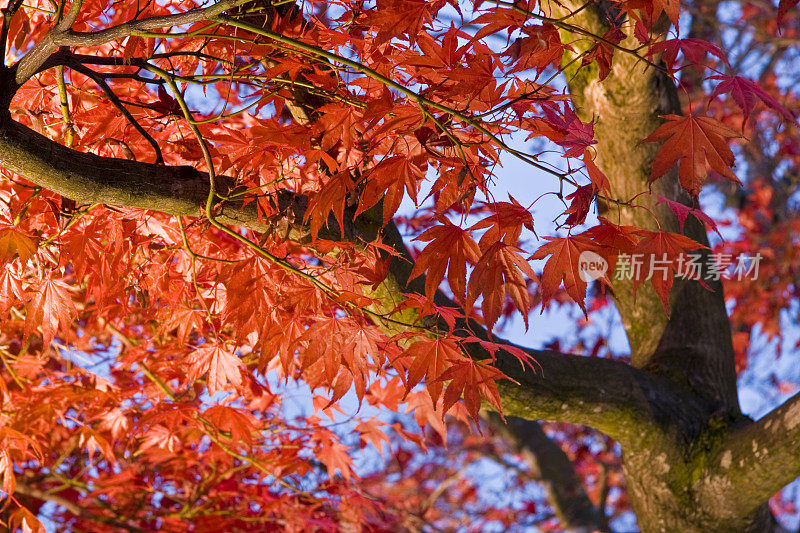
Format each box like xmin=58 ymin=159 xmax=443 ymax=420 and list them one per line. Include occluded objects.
xmin=25 ymin=276 xmax=76 ymax=347
xmin=0 ymin=267 xmax=23 ymax=314
xmin=470 ymin=196 xmax=535 ymax=249
xmin=403 ymin=337 xmax=462 ymax=405
xmin=0 ymin=225 xmax=37 ymax=264
xmin=313 ymin=432 xmax=353 ymax=480
xmin=355 ymin=418 xmax=391 ymax=454
xmin=357 ymin=156 xmax=423 ymax=225
xmin=563 ymin=184 xmax=595 ymax=226
xmin=304 ymin=171 xmax=354 ymax=239
xmin=436 ymin=359 xmax=507 ymax=422
xmin=643 ymin=114 xmax=741 ymax=196
xmin=531 ymin=235 xmax=603 ymax=313
xmin=467 ymin=242 xmax=537 ymax=331
xmin=204 ymin=405 xmax=256 ymax=447
xmin=187 ymin=345 xmax=243 ymax=395
xmin=158 ymin=304 xmax=206 ymax=345
xmin=632 ymin=231 xmax=706 ymax=312
xmin=583 ymin=150 xmax=611 ymax=194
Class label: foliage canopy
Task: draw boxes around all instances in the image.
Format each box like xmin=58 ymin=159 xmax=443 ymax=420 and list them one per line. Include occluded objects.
xmin=0 ymin=0 xmax=798 ymax=531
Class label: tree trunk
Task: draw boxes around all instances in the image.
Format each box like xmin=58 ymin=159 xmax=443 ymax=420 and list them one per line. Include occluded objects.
xmin=542 ymin=2 xmax=780 ymax=530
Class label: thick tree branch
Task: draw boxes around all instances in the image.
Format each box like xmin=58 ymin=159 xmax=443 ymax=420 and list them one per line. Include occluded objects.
xmin=489 ymin=342 xmax=707 ymax=450
xmin=699 ymin=392 xmax=800 ymax=521
xmin=0 ymin=117 xmax=701 ymax=450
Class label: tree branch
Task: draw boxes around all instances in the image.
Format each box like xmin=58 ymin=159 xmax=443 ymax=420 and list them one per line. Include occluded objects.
xmin=700 ymin=392 xmax=800 ymax=520
xmin=485 ymin=412 xmax=605 ymax=532
xmin=15 ymin=481 xmax=145 ymax=532
xmin=11 ymin=0 xmax=248 ymax=87
xmin=0 ymin=117 xmax=702 ymax=449
xmin=67 ymin=62 xmax=164 ymax=164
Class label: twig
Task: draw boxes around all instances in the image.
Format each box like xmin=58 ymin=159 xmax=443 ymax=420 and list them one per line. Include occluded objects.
xmin=68 ymin=62 xmax=164 ymax=163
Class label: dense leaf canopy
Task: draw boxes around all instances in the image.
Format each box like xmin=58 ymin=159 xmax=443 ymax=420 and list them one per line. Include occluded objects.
xmin=0 ymin=0 xmax=798 ymax=531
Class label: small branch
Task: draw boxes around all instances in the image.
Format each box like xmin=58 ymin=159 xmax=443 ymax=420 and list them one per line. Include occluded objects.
xmin=56 ymin=0 xmax=82 ymax=30
xmin=68 ymin=62 xmax=163 ymax=163
xmin=485 ymin=412 xmax=604 ymax=532
xmin=14 ymin=481 xmax=145 ymax=532
xmin=37 ymin=50 xmax=233 ymax=76
xmin=488 ymin=344 xmax=706 ymax=450
xmin=55 ymin=64 xmax=74 ymax=147
xmin=0 ymin=0 xmax=25 ymax=62
xmin=11 ymin=0 xmax=248 ymax=86
xmin=12 ymin=0 xmax=81 ymax=85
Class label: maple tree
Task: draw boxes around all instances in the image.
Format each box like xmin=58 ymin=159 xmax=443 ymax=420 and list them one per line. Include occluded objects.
xmin=0 ymin=0 xmax=797 ymax=530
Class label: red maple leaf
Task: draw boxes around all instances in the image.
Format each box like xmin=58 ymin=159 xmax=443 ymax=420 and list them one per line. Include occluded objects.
xmin=563 ymin=184 xmax=595 ymax=226
xmin=366 ymin=0 xmax=435 ymax=45
xmin=409 ymin=220 xmax=481 ymax=300
xmin=403 ymin=337 xmax=462 ymax=405
xmin=0 ymin=266 xmax=23 ymax=314
xmin=355 ymin=419 xmax=391 ymax=454
xmin=581 ymin=26 xmax=626 ymax=81
xmin=470 ymin=196 xmax=535 ymax=249
xmin=340 ymin=321 xmax=383 ymax=401
xmin=357 ymin=156 xmax=424 ymax=225
xmin=313 ymin=432 xmax=354 ymax=480
xmin=204 ymin=406 xmax=256 ymax=447
xmin=625 ymin=0 xmax=681 ymax=28
xmin=436 ymin=358 xmax=507 ymax=422
xmin=304 ymin=171 xmax=354 ymax=239
xmin=159 ymin=304 xmax=206 ymax=345
xmin=538 ymin=106 xmax=596 ymax=158
xmin=648 ymin=38 xmax=728 ymax=72
xmin=653 ymin=0 xmax=681 ymax=26
xmin=504 ymin=23 xmax=569 ymax=73
xmin=9 ymin=507 xmax=43 ymax=533
xmin=316 ymin=103 xmax=361 ymax=151
xmin=656 ymin=196 xmax=721 ymax=237
xmin=643 ymin=114 xmax=741 ymax=196
xmin=709 ymin=75 xmax=796 ymax=125
xmin=154 ymin=85 xmax=181 ymax=115
xmin=583 ymin=150 xmax=611 ymax=194
xmin=581 ymin=217 xmax=640 ymax=254
xmin=473 ymin=7 xmax=529 ymax=42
